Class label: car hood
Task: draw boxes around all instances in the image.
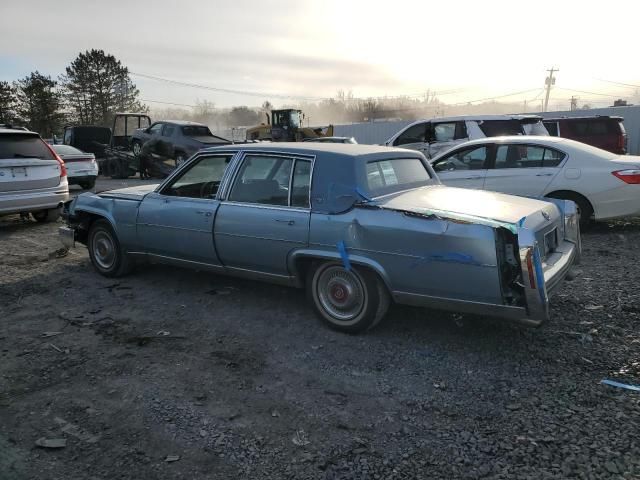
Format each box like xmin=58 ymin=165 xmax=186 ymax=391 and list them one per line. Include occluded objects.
xmin=98 ymin=184 xmax=160 ymax=201
xmin=376 ymin=185 xmax=559 ymax=231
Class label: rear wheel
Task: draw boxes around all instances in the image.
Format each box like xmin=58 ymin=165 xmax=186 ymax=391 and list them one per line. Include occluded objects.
xmin=88 ymin=219 xmax=132 ymax=277
xmin=546 ymin=191 xmax=593 ymax=229
xmin=80 ymin=178 xmax=96 ymax=190
xmin=32 ymin=208 xmax=60 ymax=223
xmin=307 ymin=261 xmax=389 ymax=333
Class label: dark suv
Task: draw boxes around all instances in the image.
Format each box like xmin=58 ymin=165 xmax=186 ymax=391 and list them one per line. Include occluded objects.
xmin=543 ymin=116 xmax=627 ymax=154
xmin=131 ymin=120 xmax=231 ymax=164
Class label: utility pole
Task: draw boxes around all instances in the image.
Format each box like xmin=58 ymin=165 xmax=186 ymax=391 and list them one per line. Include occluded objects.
xmin=570 ymin=96 xmax=578 ymax=111
xmin=543 ymin=67 xmax=558 ymax=112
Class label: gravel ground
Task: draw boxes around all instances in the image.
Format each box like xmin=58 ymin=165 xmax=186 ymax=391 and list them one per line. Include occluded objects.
xmin=0 ymin=205 xmax=639 ymax=479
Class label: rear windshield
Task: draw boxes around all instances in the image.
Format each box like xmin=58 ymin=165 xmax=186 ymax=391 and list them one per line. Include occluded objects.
xmin=568 ymin=119 xmax=622 ymax=136
xmin=0 ymin=134 xmax=56 ymax=160
xmin=365 ymin=158 xmax=432 ymax=197
xmin=182 ymin=126 xmax=213 ymax=137
xmin=53 ymin=145 xmax=83 ymax=155
xmin=478 ymin=120 xmax=524 ymax=137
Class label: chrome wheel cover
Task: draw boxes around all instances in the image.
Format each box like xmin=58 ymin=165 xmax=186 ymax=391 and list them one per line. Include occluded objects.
xmin=316 ymin=266 xmax=366 ymax=323
xmin=92 ymin=230 xmax=116 ymax=270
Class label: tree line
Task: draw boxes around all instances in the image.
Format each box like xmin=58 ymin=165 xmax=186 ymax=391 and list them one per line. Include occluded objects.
xmin=0 ymin=49 xmax=145 ymax=137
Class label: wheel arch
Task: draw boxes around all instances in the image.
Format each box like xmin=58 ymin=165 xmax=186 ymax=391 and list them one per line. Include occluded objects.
xmin=544 ymin=189 xmax=594 ymax=216
xmin=71 ymin=208 xmax=118 ymax=245
xmin=289 ymin=249 xmax=393 ymax=293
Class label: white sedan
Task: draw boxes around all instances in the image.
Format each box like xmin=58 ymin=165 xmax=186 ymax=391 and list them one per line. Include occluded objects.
xmin=52 ymin=144 xmax=98 ymax=189
xmin=430 ymin=136 xmax=640 ymax=226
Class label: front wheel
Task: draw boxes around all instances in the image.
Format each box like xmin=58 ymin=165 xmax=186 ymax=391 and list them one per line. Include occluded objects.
xmin=307 ymin=261 xmax=389 ymax=333
xmin=132 ymin=141 xmax=142 ymax=157
xmin=88 ymin=220 xmax=132 ymax=277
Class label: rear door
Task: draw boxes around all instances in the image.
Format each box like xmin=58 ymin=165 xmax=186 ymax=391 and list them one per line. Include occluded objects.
xmin=136 ymin=153 xmax=234 ymax=263
xmin=214 ymin=153 xmax=312 ymax=275
xmin=431 ymin=144 xmax=492 ymax=189
xmin=483 ymin=143 xmax=565 ymax=197
xmin=0 ymin=133 xmax=62 ymax=193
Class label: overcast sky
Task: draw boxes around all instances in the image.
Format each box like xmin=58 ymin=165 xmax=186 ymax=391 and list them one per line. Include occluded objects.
xmin=1 ymin=0 xmax=638 ymax=109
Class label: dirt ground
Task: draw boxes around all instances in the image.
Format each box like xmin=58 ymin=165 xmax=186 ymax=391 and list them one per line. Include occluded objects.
xmin=1 ymin=195 xmax=639 ymax=479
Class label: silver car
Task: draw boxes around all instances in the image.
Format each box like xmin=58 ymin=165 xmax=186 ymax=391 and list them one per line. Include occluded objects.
xmin=60 ymin=143 xmax=579 ymax=333
xmin=0 ymin=128 xmax=69 ymax=222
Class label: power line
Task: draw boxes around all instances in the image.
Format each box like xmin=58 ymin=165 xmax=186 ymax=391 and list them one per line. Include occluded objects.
xmin=556 ymin=87 xmax=629 ymax=98
xmin=141 ymin=98 xmax=198 ymax=108
xmin=450 ymin=88 xmax=541 ymax=106
xmin=594 ymin=78 xmax=640 ymax=89
xmin=133 ymin=71 xmax=469 ymax=103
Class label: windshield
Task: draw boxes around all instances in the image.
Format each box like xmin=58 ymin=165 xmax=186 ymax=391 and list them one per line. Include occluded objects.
xmin=182 ymin=125 xmax=213 ymax=137
xmin=0 ymin=134 xmax=56 ymax=160
xmin=364 ymin=158 xmax=433 ymax=197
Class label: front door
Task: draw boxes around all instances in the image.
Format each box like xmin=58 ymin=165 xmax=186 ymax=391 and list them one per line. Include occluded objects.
xmin=136 ymin=153 xmax=234 ymax=264
xmin=483 ymin=143 xmax=564 ymax=197
xmin=214 ymin=153 xmax=312 ymax=276
xmin=431 ymin=144 xmax=492 ymax=190
xmin=391 ymin=121 xmax=430 ymax=157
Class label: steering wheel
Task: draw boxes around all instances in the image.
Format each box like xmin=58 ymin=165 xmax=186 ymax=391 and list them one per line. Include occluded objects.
xmin=199 ymin=181 xmax=218 ymax=199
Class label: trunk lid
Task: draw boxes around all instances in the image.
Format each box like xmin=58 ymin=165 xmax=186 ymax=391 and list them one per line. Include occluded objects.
xmin=377 ymin=185 xmax=561 ymax=254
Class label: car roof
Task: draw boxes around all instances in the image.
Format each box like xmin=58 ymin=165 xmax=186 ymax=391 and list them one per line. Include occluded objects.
xmin=201 ymin=142 xmax=422 ymax=159
xmin=159 ymin=120 xmax=207 ymax=126
xmin=443 ymin=135 xmax=566 ymax=147
xmin=0 ymin=128 xmax=38 ymax=135
xmin=543 ymin=116 xmax=623 ymax=121
xmin=406 ymin=114 xmax=542 ymax=124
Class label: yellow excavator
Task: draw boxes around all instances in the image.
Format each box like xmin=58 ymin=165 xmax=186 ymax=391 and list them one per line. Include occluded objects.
xmin=246 ymin=109 xmax=333 ymax=142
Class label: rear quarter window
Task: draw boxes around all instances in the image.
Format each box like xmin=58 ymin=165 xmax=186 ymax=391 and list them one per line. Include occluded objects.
xmin=365 ymin=158 xmax=432 ymax=197
xmin=478 ymin=120 xmax=524 ymax=137
xmin=0 ymin=134 xmax=55 ymax=160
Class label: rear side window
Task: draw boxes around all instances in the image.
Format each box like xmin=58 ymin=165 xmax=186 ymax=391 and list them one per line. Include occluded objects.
xmin=0 ymin=134 xmax=55 ymax=160
xmin=182 ymin=126 xmax=213 ymax=137
xmin=568 ymin=120 xmax=623 ymax=136
xmin=494 ymin=145 xmax=565 ymax=169
xmin=478 ymin=120 xmax=524 ymax=137
xmin=544 ymin=122 xmax=559 ymax=136
xmin=365 ymin=158 xmax=431 ymax=195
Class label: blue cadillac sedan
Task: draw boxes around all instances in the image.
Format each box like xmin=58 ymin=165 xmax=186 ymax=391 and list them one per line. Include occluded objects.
xmin=60 ymin=143 xmax=580 ymax=333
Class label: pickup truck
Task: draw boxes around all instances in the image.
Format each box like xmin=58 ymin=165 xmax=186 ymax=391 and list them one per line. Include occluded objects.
xmin=131 ymin=120 xmax=231 ymax=165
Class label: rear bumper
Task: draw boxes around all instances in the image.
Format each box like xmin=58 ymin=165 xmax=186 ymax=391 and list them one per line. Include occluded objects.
xmin=0 ymin=186 xmax=69 ymax=215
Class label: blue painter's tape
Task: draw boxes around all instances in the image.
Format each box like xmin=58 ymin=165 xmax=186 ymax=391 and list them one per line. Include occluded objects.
xmin=355 ymin=187 xmax=372 ymax=202
xmin=337 ymin=241 xmax=351 ymax=271
xmin=430 ymin=252 xmax=477 ymax=265
xmin=518 ymin=216 xmax=527 ymax=227
xmin=601 ymin=379 xmax=640 ymax=392
xmin=532 ymin=246 xmax=546 ymax=303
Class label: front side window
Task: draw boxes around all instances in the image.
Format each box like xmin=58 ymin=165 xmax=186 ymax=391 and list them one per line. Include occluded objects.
xmin=494 ymin=145 xmax=564 ymax=169
xmin=163 ymin=154 xmax=232 ymax=198
xmin=432 ymin=146 xmax=489 ymax=172
xmin=149 ymin=123 xmax=164 ymax=135
xmin=433 ymin=123 xmax=456 ymax=142
xmin=365 ymin=158 xmax=431 ymax=196
xmin=229 ymin=155 xmax=293 ymax=206
xmin=394 ymin=123 xmax=427 ymax=146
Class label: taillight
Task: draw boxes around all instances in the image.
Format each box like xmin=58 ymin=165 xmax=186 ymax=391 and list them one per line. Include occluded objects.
xmin=612 ymin=169 xmax=640 ymax=184
xmin=44 ymin=142 xmax=67 ymax=178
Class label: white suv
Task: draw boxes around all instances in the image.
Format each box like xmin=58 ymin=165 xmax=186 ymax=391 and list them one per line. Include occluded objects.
xmin=384 ymin=115 xmax=548 ymax=158
xmin=0 ymin=128 xmax=69 ymax=222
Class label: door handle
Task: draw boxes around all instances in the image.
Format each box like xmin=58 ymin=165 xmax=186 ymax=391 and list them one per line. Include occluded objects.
xmin=535 ymin=173 xmax=553 ymax=177
xmin=275 ymin=219 xmax=295 ymax=225
xmin=196 ymin=211 xmax=213 ymax=217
